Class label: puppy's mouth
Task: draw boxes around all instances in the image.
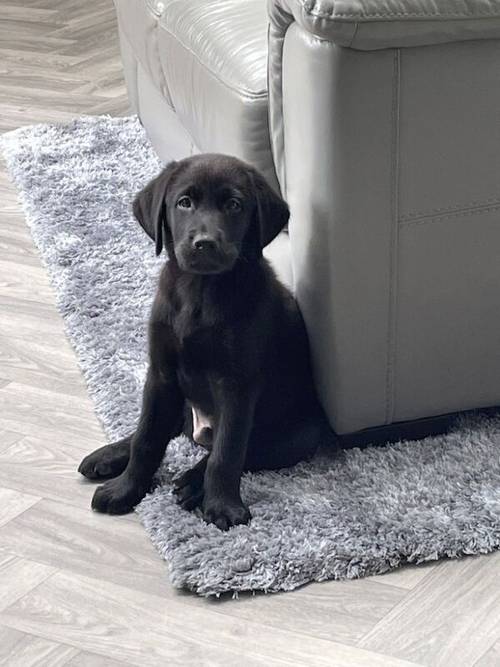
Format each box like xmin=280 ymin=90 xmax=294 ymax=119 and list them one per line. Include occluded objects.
xmin=186 ymin=260 xmax=232 ymax=275
xmin=176 ymin=245 xmax=239 ymax=275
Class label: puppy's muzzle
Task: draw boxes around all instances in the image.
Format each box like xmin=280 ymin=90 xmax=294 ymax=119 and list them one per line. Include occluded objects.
xmin=178 ymin=234 xmax=238 ymax=274
xmin=192 ymin=233 xmax=217 ymax=254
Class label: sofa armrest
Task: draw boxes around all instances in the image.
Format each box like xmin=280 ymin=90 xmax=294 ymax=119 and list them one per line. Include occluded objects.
xmin=267 ymin=0 xmax=500 ymax=433
xmin=268 ymin=0 xmax=500 ymax=49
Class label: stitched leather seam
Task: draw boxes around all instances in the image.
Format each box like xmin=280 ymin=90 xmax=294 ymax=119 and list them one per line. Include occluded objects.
xmin=265 ymin=24 xmax=282 ymax=193
xmin=400 ymin=203 xmax=500 ymax=227
xmin=273 ymin=28 xmax=287 ymax=195
xmin=400 ymin=195 xmax=500 ymax=221
xmin=385 ymin=49 xmax=400 ymax=425
xmin=300 ymin=0 xmax=500 ymax=21
xmin=310 ymin=11 xmax=500 ymax=18
xmin=348 ymin=21 xmax=360 ymax=47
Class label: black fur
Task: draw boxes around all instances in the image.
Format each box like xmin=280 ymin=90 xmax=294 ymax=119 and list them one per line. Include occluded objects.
xmin=78 ymin=154 xmax=332 ymax=530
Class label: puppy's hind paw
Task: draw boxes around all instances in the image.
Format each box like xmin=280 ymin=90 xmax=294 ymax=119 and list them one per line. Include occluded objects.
xmin=172 ymin=466 xmax=204 ymax=511
xmin=172 ymin=457 xmax=208 ymax=512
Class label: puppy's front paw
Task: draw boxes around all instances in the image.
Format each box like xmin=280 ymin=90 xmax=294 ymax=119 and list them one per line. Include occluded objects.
xmin=202 ymin=496 xmax=251 ymax=531
xmin=91 ymin=474 xmax=145 ymax=515
xmin=78 ymin=443 xmax=129 ymax=481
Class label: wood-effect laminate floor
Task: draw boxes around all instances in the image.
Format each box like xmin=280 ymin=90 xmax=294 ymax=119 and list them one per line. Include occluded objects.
xmin=0 ymin=1 xmax=499 ymax=665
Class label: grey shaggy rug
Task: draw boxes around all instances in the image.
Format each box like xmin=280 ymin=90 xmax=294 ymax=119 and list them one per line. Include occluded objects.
xmin=2 ymin=116 xmax=500 ymax=598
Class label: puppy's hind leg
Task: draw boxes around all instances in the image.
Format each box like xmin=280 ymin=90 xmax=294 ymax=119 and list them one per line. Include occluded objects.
xmin=244 ymin=410 xmax=336 ymax=472
xmin=172 ymin=454 xmax=208 ymax=511
xmin=78 ymin=434 xmax=132 ymax=481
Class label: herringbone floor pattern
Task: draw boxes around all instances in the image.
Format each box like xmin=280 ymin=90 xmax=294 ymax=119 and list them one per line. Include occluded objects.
xmin=1 ymin=1 xmax=500 ymax=665
xmin=0 ymin=0 xmax=128 ymax=133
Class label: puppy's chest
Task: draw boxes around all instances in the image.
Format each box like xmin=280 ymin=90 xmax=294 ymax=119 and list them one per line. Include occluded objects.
xmin=174 ymin=322 xmax=235 ymax=409
xmin=168 ymin=282 xmax=248 ymax=381
xmin=178 ymin=325 xmax=231 ymax=372
xmin=172 ymin=305 xmax=235 ymax=374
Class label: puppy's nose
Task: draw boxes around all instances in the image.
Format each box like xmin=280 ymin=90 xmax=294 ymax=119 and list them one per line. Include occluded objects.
xmin=192 ymin=234 xmax=217 ymax=253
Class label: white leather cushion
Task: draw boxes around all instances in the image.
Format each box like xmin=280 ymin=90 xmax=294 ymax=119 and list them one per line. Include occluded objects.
xmin=115 ymin=0 xmax=278 ymax=188
xmin=117 ymin=0 xmax=268 ymax=96
xmin=156 ymin=0 xmax=279 ymax=189
xmin=159 ymin=0 xmax=268 ymax=97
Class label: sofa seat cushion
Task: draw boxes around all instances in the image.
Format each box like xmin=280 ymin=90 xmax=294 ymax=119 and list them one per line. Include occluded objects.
xmin=115 ymin=0 xmax=278 ymax=189
xmin=270 ymin=0 xmax=500 ymax=49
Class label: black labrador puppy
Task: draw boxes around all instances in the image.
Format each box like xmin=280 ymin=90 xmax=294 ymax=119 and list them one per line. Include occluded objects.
xmin=78 ymin=154 xmax=331 ymax=530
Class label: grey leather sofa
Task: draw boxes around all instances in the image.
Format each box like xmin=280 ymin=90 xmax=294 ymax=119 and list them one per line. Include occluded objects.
xmin=113 ymin=0 xmax=500 ymax=438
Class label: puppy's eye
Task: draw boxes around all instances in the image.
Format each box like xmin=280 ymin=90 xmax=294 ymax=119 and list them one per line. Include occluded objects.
xmin=226 ymin=198 xmax=242 ymax=212
xmin=177 ymin=196 xmax=193 ymax=209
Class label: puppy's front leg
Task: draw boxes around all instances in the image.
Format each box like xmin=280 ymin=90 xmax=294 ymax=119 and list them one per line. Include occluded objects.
xmin=92 ymin=367 xmax=184 ymax=514
xmin=203 ymin=383 xmax=257 ymax=530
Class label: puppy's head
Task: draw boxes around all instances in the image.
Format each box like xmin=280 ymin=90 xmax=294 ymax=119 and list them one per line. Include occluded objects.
xmin=133 ymin=154 xmax=289 ymax=274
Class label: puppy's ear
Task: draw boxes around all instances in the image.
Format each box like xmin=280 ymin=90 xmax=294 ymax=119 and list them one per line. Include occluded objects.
xmin=132 ymin=161 xmax=178 ymax=256
xmin=249 ymin=168 xmax=290 ymax=249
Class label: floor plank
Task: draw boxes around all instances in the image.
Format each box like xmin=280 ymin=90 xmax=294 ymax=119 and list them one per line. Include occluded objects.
xmin=211 ymin=578 xmax=407 ymax=646
xmin=0 ymin=497 xmax=177 ymax=597
xmin=360 ymin=554 xmax=500 ymax=666
xmin=0 ymin=625 xmax=78 ymax=666
xmin=0 ymin=382 xmax=104 ymax=440
xmin=0 ymin=334 xmax=90 ymax=396
xmin=0 ymin=429 xmax=23 ymax=452
xmin=65 ymin=652 xmax=130 ymax=667
xmin=475 ymin=640 xmax=500 ymax=667
xmin=0 ymin=486 xmax=40 ymax=527
xmin=0 ymin=550 xmax=55 ymax=612
xmin=0 ymin=570 xmax=420 ymax=667
xmin=0 ymin=436 xmax=106 ymax=509
xmin=375 ymin=561 xmax=436 ymax=590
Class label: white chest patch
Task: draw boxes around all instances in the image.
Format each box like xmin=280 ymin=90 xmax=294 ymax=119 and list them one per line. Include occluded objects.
xmin=191 ymin=407 xmax=213 ymax=448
